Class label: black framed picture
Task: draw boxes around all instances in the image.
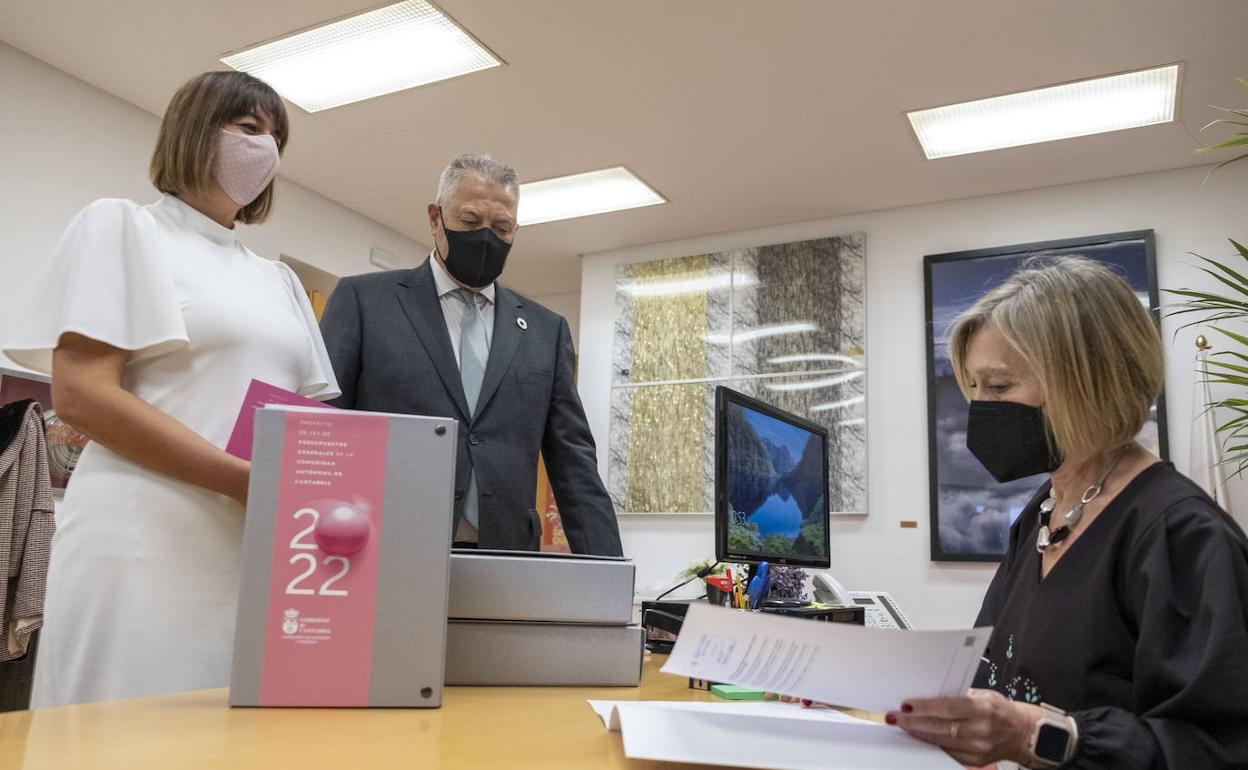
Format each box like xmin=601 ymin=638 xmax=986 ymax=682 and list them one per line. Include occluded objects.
xmin=924 ymin=231 xmax=1168 ymax=562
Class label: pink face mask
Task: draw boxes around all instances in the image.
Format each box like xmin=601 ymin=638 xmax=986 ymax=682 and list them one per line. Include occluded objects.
xmin=212 ymin=128 xmax=280 ymax=207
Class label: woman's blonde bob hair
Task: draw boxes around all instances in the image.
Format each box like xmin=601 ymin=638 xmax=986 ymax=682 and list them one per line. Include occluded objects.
xmin=948 ymin=256 xmax=1164 ymax=463
xmin=149 ymin=71 xmax=289 ymax=225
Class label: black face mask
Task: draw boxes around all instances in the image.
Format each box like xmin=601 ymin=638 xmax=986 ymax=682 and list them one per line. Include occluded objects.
xmin=965 ymin=400 xmax=1062 ymax=483
xmin=438 ymin=210 xmax=512 ymax=288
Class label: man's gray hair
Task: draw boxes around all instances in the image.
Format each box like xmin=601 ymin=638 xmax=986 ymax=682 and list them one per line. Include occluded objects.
xmin=436 ymin=153 xmax=520 ymax=205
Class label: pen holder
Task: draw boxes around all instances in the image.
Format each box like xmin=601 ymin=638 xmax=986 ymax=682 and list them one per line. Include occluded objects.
xmin=705 ymin=586 xmax=732 ymax=607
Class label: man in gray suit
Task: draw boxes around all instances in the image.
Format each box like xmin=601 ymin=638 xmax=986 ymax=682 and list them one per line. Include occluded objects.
xmin=320 ymin=154 xmax=623 ymax=556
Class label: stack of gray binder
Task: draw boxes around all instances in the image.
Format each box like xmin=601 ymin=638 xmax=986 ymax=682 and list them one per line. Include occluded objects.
xmin=445 ymin=549 xmax=642 ymax=686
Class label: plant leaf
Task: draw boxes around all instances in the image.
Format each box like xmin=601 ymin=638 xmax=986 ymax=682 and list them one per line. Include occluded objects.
xmin=1211 ymin=153 xmax=1248 ymax=172
xmin=1200 ymin=119 xmax=1248 ymax=130
xmin=1164 ymin=287 xmax=1248 ymax=308
xmin=1213 ymin=326 xmax=1248 ymax=349
xmin=1198 ymin=255 xmax=1248 ymax=290
xmin=1193 ymin=265 xmax=1248 ymax=301
xmin=1231 ymin=239 xmax=1248 ymax=263
xmin=1196 ymin=137 xmax=1248 ymax=153
xmin=1205 ymin=359 xmax=1248 ymax=375
xmin=1213 ymin=350 xmax=1248 ymax=365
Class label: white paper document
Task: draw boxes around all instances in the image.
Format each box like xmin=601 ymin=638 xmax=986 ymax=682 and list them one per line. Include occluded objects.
xmin=589 ymin=700 xmax=962 ymax=770
xmin=589 ymin=699 xmax=873 ymax=730
xmin=662 ymin=604 xmax=992 ymax=714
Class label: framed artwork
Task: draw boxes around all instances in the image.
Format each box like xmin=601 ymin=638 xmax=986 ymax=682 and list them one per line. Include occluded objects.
xmin=924 ymin=231 xmax=1168 ymax=561
xmin=608 ymin=234 xmax=867 ymax=515
xmin=0 ymin=366 xmax=87 ymax=491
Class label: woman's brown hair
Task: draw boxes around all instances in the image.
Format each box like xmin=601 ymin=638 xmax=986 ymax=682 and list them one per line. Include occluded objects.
xmin=149 ymin=71 xmax=289 ymax=224
xmin=949 ymin=256 xmax=1165 ymax=464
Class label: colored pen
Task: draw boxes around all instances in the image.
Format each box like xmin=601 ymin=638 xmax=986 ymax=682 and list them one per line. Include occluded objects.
xmin=747 ymin=561 xmax=770 ymax=609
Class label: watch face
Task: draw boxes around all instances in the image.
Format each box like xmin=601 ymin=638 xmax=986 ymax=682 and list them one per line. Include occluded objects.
xmin=1035 ymin=723 xmax=1069 ymax=761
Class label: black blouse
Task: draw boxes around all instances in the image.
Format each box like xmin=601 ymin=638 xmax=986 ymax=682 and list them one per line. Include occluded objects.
xmin=973 ymin=462 xmax=1248 ymax=769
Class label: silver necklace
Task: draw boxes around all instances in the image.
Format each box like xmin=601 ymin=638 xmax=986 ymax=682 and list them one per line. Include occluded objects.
xmin=1037 ymin=448 xmax=1128 ymax=553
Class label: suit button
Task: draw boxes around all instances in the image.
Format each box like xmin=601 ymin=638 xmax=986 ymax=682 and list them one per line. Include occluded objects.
xmin=469 ymin=434 xmax=481 ymax=446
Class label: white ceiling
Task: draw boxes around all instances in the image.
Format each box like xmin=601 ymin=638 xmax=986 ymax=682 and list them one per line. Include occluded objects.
xmin=2 ymin=1 xmax=1245 ymax=295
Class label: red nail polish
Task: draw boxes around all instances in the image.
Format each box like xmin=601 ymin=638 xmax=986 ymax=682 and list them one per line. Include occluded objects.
xmin=901 ymin=703 xmax=914 ymax=714
xmin=800 ymin=699 xmax=813 ymax=708
xmin=885 ymin=713 xmax=897 ymax=725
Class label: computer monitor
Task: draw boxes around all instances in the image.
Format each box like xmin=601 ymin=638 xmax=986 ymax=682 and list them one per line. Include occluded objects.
xmin=715 ymin=386 xmax=831 ymax=569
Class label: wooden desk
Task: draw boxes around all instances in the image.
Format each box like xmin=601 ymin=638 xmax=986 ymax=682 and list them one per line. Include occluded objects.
xmin=0 ymin=653 xmax=727 ymax=769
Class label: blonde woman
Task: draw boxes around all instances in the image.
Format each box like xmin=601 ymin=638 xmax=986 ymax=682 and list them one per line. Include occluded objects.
xmin=886 ymin=257 xmax=1248 ymax=768
xmin=3 ymin=72 xmax=337 ymax=707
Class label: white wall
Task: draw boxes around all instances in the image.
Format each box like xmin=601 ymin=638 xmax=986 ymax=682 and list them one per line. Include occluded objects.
xmin=0 ymin=41 xmax=427 ymax=353
xmin=580 ymin=165 xmax=1248 ymax=629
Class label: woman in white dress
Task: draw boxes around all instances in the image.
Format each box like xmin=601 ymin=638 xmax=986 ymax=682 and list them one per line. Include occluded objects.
xmin=3 ymin=71 xmax=338 ymax=707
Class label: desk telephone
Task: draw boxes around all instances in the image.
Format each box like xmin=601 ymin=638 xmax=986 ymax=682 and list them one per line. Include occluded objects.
xmin=811 ymin=573 xmax=913 ymax=630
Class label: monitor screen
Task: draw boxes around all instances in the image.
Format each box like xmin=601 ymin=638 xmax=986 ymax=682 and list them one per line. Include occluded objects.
xmin=715 ymin=386 xmax=831 ymax=569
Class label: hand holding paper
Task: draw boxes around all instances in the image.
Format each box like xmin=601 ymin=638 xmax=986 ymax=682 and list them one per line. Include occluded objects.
xmin=661 ymin=604 xmax=992 ymax=714
xmin=590 ymin=605 xmax=993 ymax=769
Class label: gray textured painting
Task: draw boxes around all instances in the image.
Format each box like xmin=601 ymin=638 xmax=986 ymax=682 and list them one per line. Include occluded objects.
xmin=609 ymin=234 xmax=867 ymax=514
xmin=732 ymin=239 xmax=866 ymax=377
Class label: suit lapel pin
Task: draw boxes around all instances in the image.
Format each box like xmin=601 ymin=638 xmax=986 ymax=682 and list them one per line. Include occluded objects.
xmin=517 ymin=317 xmax=528 ymax=330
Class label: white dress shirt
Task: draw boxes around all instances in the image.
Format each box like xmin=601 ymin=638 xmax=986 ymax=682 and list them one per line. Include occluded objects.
xmin=429 ymin=250 xmax=495 ymax=367
xmin=430 ymin=251 xmax=495 ymax=544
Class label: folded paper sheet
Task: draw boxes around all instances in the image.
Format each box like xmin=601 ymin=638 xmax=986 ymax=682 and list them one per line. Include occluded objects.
xmin=589 ymin=700 xmax=961 ymax=770
xmin=662 ymin=604 xmax=991 ymax=713
xmin=589 ymin=699 xmax=874 ymax=730
xmin=225 ymin=379 xmax=336 ymax=460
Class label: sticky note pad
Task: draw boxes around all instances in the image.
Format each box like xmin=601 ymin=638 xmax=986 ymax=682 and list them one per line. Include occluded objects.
xmin=710 ymin=684 xmax=769 ymax=701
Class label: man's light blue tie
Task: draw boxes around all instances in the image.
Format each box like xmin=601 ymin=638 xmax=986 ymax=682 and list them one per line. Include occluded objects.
xmin=455 ymin=289 xmax=490 ymax=530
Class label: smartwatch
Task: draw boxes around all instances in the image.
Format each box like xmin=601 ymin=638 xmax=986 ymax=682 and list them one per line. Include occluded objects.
xmin=1027 ymin=703 xmax=1078 ymax=768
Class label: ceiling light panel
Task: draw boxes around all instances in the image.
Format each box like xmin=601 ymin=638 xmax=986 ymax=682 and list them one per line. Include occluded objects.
xmin=221 ymin=1 xmax=501 ymax=113
xmin=517 ymin=167 xmax=666 ymax=226
xmin=907 ymin=64 xmax=1180 ymax=159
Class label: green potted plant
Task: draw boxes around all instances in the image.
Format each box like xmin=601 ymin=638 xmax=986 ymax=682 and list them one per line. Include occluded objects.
xmin=1168 ymin=78 xmax=1248 ymax=475
xmin=1195 ymin=78 xmax=1248 ymax=171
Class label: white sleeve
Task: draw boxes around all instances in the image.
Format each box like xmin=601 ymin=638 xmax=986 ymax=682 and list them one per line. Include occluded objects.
xmin=272 ymin=261 xmax=340 ymax=401
xmin=2 ymin=199 xmax=189 ymax=374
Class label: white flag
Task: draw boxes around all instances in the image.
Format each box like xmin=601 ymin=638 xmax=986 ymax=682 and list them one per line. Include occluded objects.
xmin=1190 ymin=348 xmax=1232 ymax=515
